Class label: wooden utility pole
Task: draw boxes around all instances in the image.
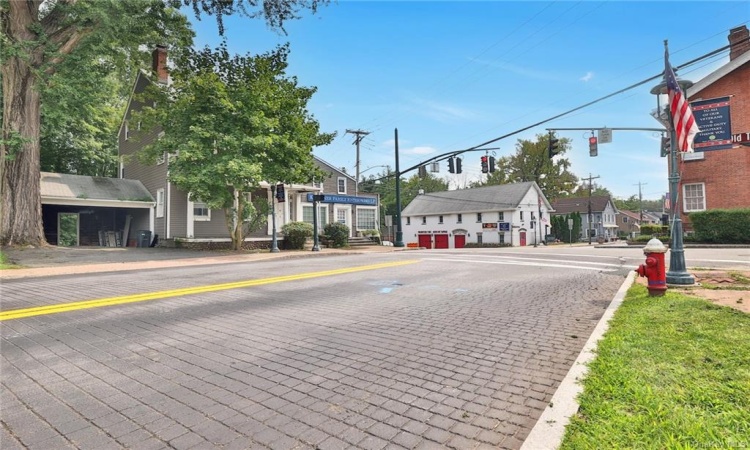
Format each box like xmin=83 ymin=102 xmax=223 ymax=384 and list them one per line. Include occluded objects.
xmin=345 ymin=129 xmax=370 ymax=195
xmin=634 ymin=181 xmax=647 ymax=223
xmin=582 ymin=173 xmax=600 ymax=245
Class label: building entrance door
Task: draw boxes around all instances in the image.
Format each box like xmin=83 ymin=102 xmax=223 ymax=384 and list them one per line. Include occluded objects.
xmin=454 ymin=234 xmax=465 ymax=249
xmin=520 ymin=231 xmax=527 ymax=246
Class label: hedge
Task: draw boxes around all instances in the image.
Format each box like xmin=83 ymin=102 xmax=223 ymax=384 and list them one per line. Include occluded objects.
xmin=281 ymin=222 xmax=313 ymax=250
xmin=690 ymin=208 xmax=750 ymax=244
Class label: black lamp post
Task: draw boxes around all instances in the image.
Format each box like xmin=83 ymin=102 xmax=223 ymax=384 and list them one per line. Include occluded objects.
xmin=270 ymin=184 xmax=280 ymax=253
xmin=650 ymin=79 xmax=695 ymax=285
xmin=394 ymin=128 xmax=404 ymax=247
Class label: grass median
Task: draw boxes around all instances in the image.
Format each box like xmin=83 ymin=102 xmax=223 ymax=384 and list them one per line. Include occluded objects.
xmin=560 ymin=283 xmax=750 ymax=449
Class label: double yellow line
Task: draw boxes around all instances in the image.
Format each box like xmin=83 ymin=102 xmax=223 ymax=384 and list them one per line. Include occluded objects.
xmin=0 ymin=259 xmax=419 ymax=321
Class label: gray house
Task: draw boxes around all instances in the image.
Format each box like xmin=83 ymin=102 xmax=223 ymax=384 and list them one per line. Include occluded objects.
xmin=550 ymin=196 xmax=619 ymax=242
xmin=117 ymin=47 xmax=379 ymax=248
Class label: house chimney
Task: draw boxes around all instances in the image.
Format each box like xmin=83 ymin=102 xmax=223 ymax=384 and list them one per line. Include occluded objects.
xmin=152 ymin=45 xmax=168 ymax=84
xmin=728 ymin=25 xmax=750 ymax=60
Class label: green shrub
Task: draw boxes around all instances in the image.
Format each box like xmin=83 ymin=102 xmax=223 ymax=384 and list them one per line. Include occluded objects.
xmin=362 ymin=229 xmax=380 ymax=237
xmin=324 ymin=222 xmax=350 ymax=248
xmin=640 ymin=224 xmax=668 ymax=236
xmin=690 ymin=208 xmax=750 ymax=244
xmin=281 ymin=222 xmax=313 ymax=250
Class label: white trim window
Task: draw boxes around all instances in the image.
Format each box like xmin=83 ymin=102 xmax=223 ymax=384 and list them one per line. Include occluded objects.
xmin=303 ymin=204 xmax=328 ymax=227
xmin=337 ymin=177 xmax=347 ymax=194
xmin=357 ymin=208 xmax=377 ymax=230
xmin=124 ymin=121 xmax=130 ymax=140
xmin=193 ymin=201 xmax=211 ymax=221
xmin=683 ymin=183 xmax=706 ymax=212
xmin=156 ymin=188 xmax=165 ymax=218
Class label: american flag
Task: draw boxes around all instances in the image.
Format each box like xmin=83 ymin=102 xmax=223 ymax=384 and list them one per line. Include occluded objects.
xmin=665 ymin=49 xmax=699 ymax=152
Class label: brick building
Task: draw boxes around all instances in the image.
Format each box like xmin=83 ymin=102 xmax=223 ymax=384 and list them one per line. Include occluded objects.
xmin=679 ymin=26 xmax=750 ymax=229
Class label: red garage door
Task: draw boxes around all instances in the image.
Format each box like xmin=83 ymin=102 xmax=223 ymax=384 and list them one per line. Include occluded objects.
xmin=434 ymin=234 xmax=449 ymax=249
xmin=454 ymin=234 xmax=466 ymax=249
xmin=418 ymin=234 xmax=432 ymax=249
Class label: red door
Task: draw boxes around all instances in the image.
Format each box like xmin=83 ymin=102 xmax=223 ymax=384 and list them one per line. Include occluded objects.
xmin=418 ymin=234 xmax=432 ymax=249
xmin=520 ymin=231 xmax=527 ymax=246
xmin=454 ymin=234 xmax=466 ymax=249
xmin=434 ymin=234 xmax=449 ymax=249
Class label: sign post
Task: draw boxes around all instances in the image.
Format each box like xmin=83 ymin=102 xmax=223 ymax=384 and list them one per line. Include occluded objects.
xmin=568 ymin=218 xmax=574 ymax=247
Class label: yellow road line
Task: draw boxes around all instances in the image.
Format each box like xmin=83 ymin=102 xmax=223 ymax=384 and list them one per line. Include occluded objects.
xmin=0 ymin=259 xmax=419 ymax=321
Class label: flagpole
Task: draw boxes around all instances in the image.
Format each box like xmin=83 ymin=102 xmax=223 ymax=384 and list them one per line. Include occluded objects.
xmin=662 ymin=40 xmax=695 ymax=286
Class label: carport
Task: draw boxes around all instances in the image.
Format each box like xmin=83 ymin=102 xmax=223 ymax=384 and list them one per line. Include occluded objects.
xmin=41 ymin=172 xmax=154 ymax=246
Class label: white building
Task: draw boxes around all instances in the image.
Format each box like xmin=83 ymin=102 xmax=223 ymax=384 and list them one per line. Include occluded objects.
xmin=401 ymin=182 xmax=553 ymax=248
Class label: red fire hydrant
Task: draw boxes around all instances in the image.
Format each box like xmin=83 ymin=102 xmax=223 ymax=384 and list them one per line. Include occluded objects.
xmin=635 ymin=238 xmax=667 ymax=296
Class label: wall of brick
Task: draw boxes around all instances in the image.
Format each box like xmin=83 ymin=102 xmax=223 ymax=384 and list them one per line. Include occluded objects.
xmin=680 ymin=61 xmax=750 ymax=229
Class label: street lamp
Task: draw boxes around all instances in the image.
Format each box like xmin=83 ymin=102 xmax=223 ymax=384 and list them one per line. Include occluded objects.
xmin=650 ymin=79 xmax=695 ymax=285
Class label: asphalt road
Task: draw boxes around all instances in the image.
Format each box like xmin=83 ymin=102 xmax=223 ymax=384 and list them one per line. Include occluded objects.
xmin=1 ymin=246 xmax=746 ymax=449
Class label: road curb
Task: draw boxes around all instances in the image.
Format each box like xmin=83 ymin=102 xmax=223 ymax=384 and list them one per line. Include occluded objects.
xmin=520 ymin=270 xmax=637 ymax=450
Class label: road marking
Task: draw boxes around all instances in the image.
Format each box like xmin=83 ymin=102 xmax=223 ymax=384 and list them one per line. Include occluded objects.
xmin=0 ymin=260 xmax=420 ymax=321
xmin=423 ymin=258 xmax=617 ymax=272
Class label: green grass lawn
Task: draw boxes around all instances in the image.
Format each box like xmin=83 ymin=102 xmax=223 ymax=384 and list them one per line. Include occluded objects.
xmin=560 ymin=284 xmax=750 ymax=449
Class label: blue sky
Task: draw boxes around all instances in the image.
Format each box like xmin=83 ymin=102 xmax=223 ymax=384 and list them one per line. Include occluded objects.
xmin=189 ymin=1 xmax=749 ymax=201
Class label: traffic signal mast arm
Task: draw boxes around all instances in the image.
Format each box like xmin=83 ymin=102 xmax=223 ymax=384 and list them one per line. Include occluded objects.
xmin=546 ymin=127 xmax=666 ymax=132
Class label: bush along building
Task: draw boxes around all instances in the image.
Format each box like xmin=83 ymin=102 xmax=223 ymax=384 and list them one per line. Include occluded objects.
xmin=118 ymin=47 xmax=379 ymax=249
xmin=400 ymin=182 xmax=552 ymax=248
xmin=550 ymin=196 xmax=619 ymax=242
xmin=678 ymin=25 xmax=750 ymax=231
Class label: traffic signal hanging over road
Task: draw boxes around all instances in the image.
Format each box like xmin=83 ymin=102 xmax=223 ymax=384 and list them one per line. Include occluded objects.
xmin=480 ymin=156 xmax=489 ymax=173
xmin=448 ymin=158 xmax=455 ymax=173
xmin=488 ymin=156 xmax=496 ymax=172
xmin=548 ymin=134 xmax=560 ymax=159
xmin=661 ymin=135 xmax=671 ymax=157
xmin=455 ymin=157 xmax=462 ymax=174
xmin=589 ymin=136 xmax=598 ymax=157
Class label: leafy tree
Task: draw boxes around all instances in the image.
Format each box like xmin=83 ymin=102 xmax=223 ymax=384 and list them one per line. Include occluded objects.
xmin=135 ymin=43 xmax=334 ymax=251
xmin=1 ymin=0 xmax=329 ymax=246
xmin=614 ymin=195 xmax=662 ymax=213
xmin=571 ymin=182 xmax=612 ymax=198
xmin=551 ymin=212 xmax=582 ymax=243
xmin=469 ymin=133 xmax=578 ymax=202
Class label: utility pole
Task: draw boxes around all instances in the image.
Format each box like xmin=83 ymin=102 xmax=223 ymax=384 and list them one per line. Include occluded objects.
xmin=345 ymin=129 xmax=370 ymax=195
xmin=634 ymin=181 xmax=647 ymax=223
xmin=582 ymin=173 xmax=600 ymax=245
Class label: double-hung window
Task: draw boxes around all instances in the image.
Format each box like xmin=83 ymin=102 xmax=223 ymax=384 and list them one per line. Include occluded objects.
xmin=683 ymin=183 xmax=705 ymax=212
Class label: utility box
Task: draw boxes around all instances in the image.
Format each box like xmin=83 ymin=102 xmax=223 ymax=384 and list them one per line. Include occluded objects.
xmin=136 ymin=230 xmax=152 ymax=248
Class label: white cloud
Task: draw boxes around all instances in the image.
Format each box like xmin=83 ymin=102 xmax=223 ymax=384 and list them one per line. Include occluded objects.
xmin=411 ymin=98 xmax=478 ymax=123
xmin=469 ymin=57 xmax=558 ymax=81
xmin=580 ymin=72 xmax=594 ymax=82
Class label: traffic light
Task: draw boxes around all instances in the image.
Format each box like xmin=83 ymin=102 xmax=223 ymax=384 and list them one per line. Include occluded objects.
xmin=489 ymin=156 xmax=496 ymax=173
xmin=548 ymin=136 xmax=560 ymax=159
xmin=660 ymin=135 xmax=671 ymax=157
xmin=448 ymin=158 xmax=455 ymax=173
xmin=589 ymin=136 xmax=598 ymax=157
xmin=418 ymin=165 xmax=427 ymax=178
xmin=455 ymin=157 xmax=462 ymax=174
xmin=480 ymin=156 xmax=489 ymax=173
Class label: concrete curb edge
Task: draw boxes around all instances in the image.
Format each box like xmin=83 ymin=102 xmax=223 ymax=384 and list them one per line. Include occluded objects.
xmin=520 ymin=270 xmax=637 ymax=450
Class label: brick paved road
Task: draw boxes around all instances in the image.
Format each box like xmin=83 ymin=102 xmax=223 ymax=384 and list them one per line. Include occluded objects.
xmin=1 ymin=252 xmax=628 ymax=449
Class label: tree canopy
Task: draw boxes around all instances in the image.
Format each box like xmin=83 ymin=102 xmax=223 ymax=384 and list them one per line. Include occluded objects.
xmin=471 ymin=133 xmax=578 ymax=202
xmin=1 ymin=0 xmax=329 ymax=246
xmin=135 ymin=43 xmax=334 ymax=250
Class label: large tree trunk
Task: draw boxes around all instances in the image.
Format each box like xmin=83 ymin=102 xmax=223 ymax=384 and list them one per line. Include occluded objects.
xmin=2 ymin=0 xmax=88 ymax=246
xmin=1 ymin=0 xmax=46 ymax=246
xmin=1 ymin=56 xmax=45 ymax=246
